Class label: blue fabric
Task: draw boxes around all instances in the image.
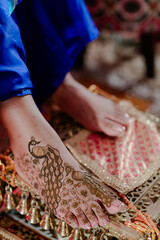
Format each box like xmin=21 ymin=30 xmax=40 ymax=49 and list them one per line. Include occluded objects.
xmin=8 ymin=0 xmax=21 ymax=14
xmin=0 ymin=0 xmax=32 ymax=101
xmin=1 ymin=0 xmax=99 ymax=103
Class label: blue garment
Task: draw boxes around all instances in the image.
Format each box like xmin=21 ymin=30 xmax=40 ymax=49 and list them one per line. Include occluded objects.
xmin=8 ymin=0 xmax=21 ymax=14
xmin=0 ymin=0 xmax=32 ymax=101
xmin=0 ymin=0 xmax=99 ymax=103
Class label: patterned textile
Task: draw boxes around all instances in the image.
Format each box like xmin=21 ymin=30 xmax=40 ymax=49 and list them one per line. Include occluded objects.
xmin=86 ymin=0 xmax=160 ymax=33
xmin=65 ymin=101 xmax=160 ymax=194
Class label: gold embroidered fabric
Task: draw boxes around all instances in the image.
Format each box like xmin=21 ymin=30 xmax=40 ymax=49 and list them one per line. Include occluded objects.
xmin=65 ymin=101 xmax=160 ymax=194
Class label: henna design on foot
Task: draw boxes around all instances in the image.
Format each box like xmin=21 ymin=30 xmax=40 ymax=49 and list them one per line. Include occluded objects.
xmin=16 ymin=137 xmax=120 ymax=228
xmin=63 ymin=164 xmax=112 ymax=207
xmin=28 ymin=137 xmax=64 ymax=215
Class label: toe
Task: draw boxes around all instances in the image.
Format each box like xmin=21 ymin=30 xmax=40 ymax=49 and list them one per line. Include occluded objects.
xmin=105 ymin=199 xmax=124 ymax=214
xmin=99 ymin=118 xmax=126 ymax=137
xmin=72 ymin=208 xmax=92 ymax=230
xmin=82 ymin=207 xmax=99 ymax=228
xmin=64 ymin=211 xmax=79 ymax=228
xmin=90 ymin=202 xmax=109 ymax=227
xmin=109 ymin=102 xmax=130 ymax=126
xmin=114 ymin=109 xmax=130 ymax=126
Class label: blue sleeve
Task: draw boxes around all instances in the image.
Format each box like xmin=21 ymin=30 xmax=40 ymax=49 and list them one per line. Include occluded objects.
xmin=0 ymin=0 xmax=32 ymax=101
xmin=14 ymin=0 xmax=99 ymax=104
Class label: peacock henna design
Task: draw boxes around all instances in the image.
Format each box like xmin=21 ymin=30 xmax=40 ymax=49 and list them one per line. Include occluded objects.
xmin=28 ymin=137 xmax=64 ymax=214
xmin=25 ymin=137 xmax=113 ymax=219
xmin=64 ymin=163 xmax=84 ymax=181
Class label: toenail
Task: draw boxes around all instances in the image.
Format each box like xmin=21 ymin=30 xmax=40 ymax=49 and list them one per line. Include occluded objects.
xmin=92 ymin=221 xmax=98 ymax=228
xmin=101 ymin=218 xmax=109 ymax=226
xmin=104 ymin=223 xmax=109 ymax=227
xmin=125 ymin=113 xmax=130 ymax=119
xmin=84 ymin=224 xmax=91 ymax=230
xmin=117 ymin=202 xmax=124 ymax=208
xmin=112 ymin=201 xmax=124 ymax=208
xmin=117 ymin=126 xmax=126 ymax=132
xmin=125 ymin=113 xmax=130 ymax=124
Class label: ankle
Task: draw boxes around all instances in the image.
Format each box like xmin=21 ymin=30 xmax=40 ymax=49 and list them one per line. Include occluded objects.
xmin=0 ymin=95 xmax=50 ymax=145
xmin=52 ymin=73 xmax=88 ymax=110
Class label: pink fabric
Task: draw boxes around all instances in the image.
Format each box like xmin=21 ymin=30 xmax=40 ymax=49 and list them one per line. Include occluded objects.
xmin=66 ymin=110 xmax=160 ymax=193
xmin=79 ymin=120 xmax=160 ymax=183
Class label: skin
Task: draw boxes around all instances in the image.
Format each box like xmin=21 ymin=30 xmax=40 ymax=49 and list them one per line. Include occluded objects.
xmin=51 ymin=73 xmax=130 ymax=137
xmin=0 ymin=95 xmax=123 ymax=229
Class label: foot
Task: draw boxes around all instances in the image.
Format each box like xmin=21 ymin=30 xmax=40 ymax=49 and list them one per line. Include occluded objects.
xmin=51 ymin=73 xmax=130 ymax=137
xmin=0 ymin=95 xmax=123 ymax=229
